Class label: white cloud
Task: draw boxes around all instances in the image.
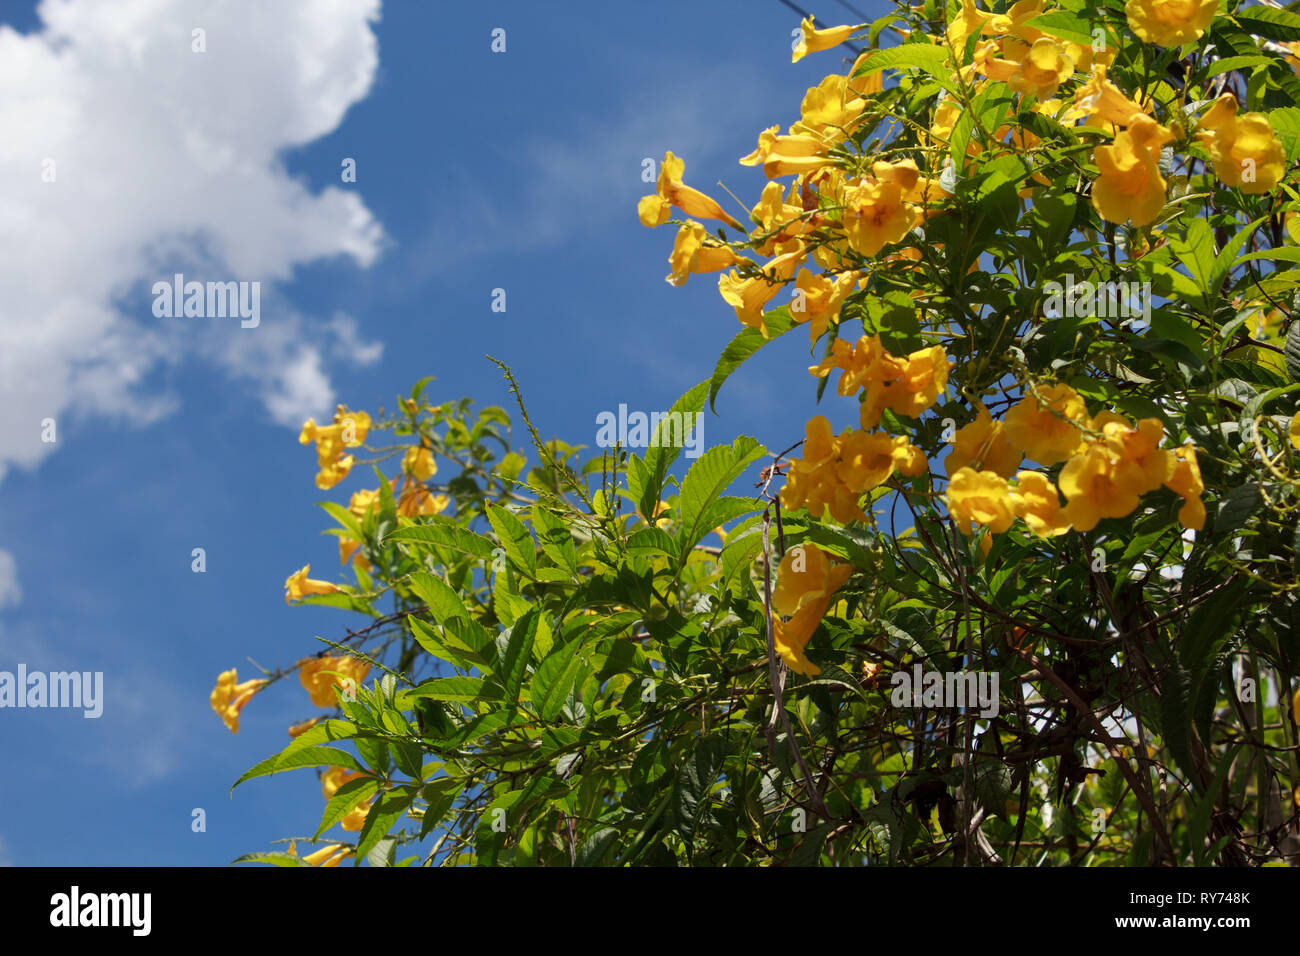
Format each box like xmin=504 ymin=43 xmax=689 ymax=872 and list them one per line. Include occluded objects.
xmin=0 ymin=550 xmax=18 ymax=610
xmin=0 ymin=0 xmax=386 ymax=477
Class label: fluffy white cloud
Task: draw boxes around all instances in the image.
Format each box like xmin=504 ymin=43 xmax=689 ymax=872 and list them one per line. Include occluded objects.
xmin=0 ymin=0 xmax=386 ymax=477
xmin=0 ymin=550 xmax=19 ymax=609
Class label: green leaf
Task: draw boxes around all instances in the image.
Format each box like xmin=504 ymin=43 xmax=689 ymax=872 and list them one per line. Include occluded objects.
xmin=232 ymin=746 xmax=366 ymax=793
xmin=1024 ymin=10 xmax=1096 ymax=46
xmin=853 ymin=41 xmax=958 ymax=94
xmin=315 ymin=776 xmax=382 ymax=838
xmin=1213 ymin=484 xmax=1261 ymax=538
xmin=709 ymin=309 xmax=796 ymax=412
xmin=637 ymin=380 xmax=710 ymax=520
xmin=406 ymin=571 xmax=469 ymax=623
xmin=501 ymin=609 xmax=541 ymax=705
xmin=354 ymin=788 xmax=415 ymax=864
xmin=677 ymin=436 xmax=766 ymax=564
xmin=532 ymin=647 xmax=593 ymax=721
xmin=1286 ymin=318 xmax=1300 ymax=383
xmin=574 ymin=827 xmax=621 ymax=866
xmin=1235 ymin=5 xmax=1300 ymax=41
xmin=230 ymin=852 xmax=309 ymax=867
xmin=406 ymin=676 xmax=497 ymax=704
xmin=486 ymin=503 xmax=536 ymax=577
xmin=674 ymin=735 xmax=725 ymax=838
xmin=385 ymin=518 xmax=496 ymax=561
xmin=532 ymin=504 xmax=579 ymax=578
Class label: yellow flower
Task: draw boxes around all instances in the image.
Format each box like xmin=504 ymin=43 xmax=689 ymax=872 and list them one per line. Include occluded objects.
xmin=396 ymin=479 xmax=451 ymax=518
xmin=842 ymin=163 xmax=922 ymax=257
xmin=321 ymin=766 xmax=369 ymax=800
xmin=341 ymin=802 xmax=372 ymax=832
xmin=718 ymin=240 xmax=806 ymax=335
xmin=284 ymin=565 xmax=345 ymax=605
xmin=299 ymin=654 xmax=372 ymax=708
xmin=1094 ymin=412 xmax=1174 ymax=498
xmin=1293 ymin=685 xmax=1300 ymax=726
xmin=1004 ymin=383 xmax=1088 ymax=465
xmin=751 ymin=181 xmax=812 ymax=256
xmin=790 ymin=267 xmax=856 ymax=340
xmin=667 ymin=221 xmax=748 ymax=286
xmin=739 ymin=127 xmax=834 ymax=178
xmin=781 ymin=418 xmax=907 ymax=524
xmin=977 ymin=36 xmax=1074 ymax=99
xmin=1125 ymin=0 xmax=1217 ymax=48
xmin=300 ymin=843 xmax=353 ymax=867
xmin=793 ymin=74 xmax=867 ymax=140
xmin=349 ymin=488 xmax=379 ymax=520
xmin=879 ymin=344 xmax=952 ymax=420
xmin=1091 ymin=114 xmax=1173 ymax=226
xmin=791 ymin=17 xmax=859 ymax=63
xmin=638 ymin=151 xmax=742 ymax=228
xmin=947 ymin=406 xmax=1022 ymax=478
xmin=947 ymin=467 xmax=1019 ymax=535
xmin=771 ymin=544 xmax=854 ymax=675
xmin=1067 ymin=65 xmax=1146 ymax=128
xmin=403 ymin=446 xmax=437 ymax=482
xmin=890 ymin=434 xmax=929 ymax=477
xmin=1013 ymin=471 xmax=1071 ymax=537
xmin=1196 ymin=94 xmax=1286 ymax=194
xmin=947 ymin=0 xmax=997 ymax=51
xmin=300 ymin=405 xmax=371 ymax=490
xmin=1058 ymin=442 xmax=1141 ymax=532
xmin=209 ymin=668 xmax=268 ymax=734
xmin=1291 ymin=412 xmax=1300 ymax=451
xmin=1163 ymin=443 xmax=1205 ymax=531
xmin=288 ymin=717 xmax=323 ymax=738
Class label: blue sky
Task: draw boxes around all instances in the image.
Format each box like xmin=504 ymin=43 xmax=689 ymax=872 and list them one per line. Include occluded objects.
xmin=0 ymin=0 xmax=887 ymax=864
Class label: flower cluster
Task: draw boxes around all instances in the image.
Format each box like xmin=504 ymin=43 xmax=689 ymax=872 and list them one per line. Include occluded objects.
xmin=299 ymin=405 xmax=371 ymax=490
xmin=771 ymin=544 xmax=854 ymax=676
xmin=944 ymin=385 xmax=1206 ymax=538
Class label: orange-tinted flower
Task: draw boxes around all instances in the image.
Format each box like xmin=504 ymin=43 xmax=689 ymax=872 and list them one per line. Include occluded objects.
xmin=1013 ymin=470 xmax=1071 ymax=536
xmin=771 ymin=544 xmax=854 ymax=675
xmin=1003 ymin=384 xmax=1088 ymax=465
xmin=638 ymin=151 xmax=742 ymax=228
xmin=299 ymin=654 xmax=372 ymax=708
xmin=947 ymin=406 xmax=1022 ymax=478
xmin=1163 ymin=443 xmax=1205 ymax=530
xmin=285 ymin=564 xmax=345 ymax=605
xmin=1091 ymin=115 xmax=1173 ymax=226
xmin=209 ymin=668 xmax=268 ymax=734
xmin=1197 ymin=94 xmax=1286 ymax=194
xmin=947 ymin=467 xmax=1019 ymax=535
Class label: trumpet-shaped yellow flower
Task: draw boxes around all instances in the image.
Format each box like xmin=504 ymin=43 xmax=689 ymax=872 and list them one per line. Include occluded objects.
xmin=947 ymin=406 xmax=1022 ymax=478
xmin=300 ymin=406 xmax=371 ymax=489
xmin=403 ymin=446 xmax=437 ymax=482
xmin=285 ymin=564 xmax=345 ymax=605
xmin=1091 ymin=115 xmax=1173 ymax=226
xmin=878 ymin=344 xmax=952 ymax=420
xmin=718 ymin=240 xmax=806 ymax=335
xmin=977 ymin=36 xmax=1074 ymax=99
xmin=288 ymin=717 xmax=323 ymax=738
xmin=791 ymin=17 xmax=859 ymax=63
xmin=209 ymin=668 xmax=268 ymax=734
xmin=1067 ymin=65 xmax=1146 ymax=128
xmin=771 ymin=543 xmax=854 ymax=675
xmin=1163 ymin=443 xmax=1205 ymax=530
xmin=1125 ymin=0 xmax=1217 ymax=48
xmin=1196 ymin=94 xmax=1286 ymax=194
xmin=1004 ymin=383 xmax=1088 ymax=465
xmin=321 ymin=766 xmax=368 ymax=800
xmin=299 ymin=843 xmax=353 ymax=867
xmin=740 ymin=127 xmax=834 ymax=178
xmin=396 ymin=478 xmax=451 ymax=518
xmin=947 ymin=0 xmax=997 ymax=51
xmin=751 ymin=181 xmax=812 ymax=256
xmin=790 ymin=267 xmax=857 ymax=341
xmin=842 ymin=162 xmax=923 ymax=257
xmin=793 ymin=74 xmax=867 ymax=139
xmin=1013 ymin=471 xmax=1071 ymax=537
xmin=299 ymin=654 xmax=372 ymax=708
xmin=1093 ymin=412 xmax=1174 ymax=498
xmin=638 ymin=151 xmax=742 ymax=228
xmin=1057 ymin=441 xmax=1140 ymax=531
xmin=667 ymin=221 xmax=748 ymax=286
xmin=1291 ymin=412 xmax=1300 ymax=451
xmin=947 ymin=467 xmax=1019 ymax=535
